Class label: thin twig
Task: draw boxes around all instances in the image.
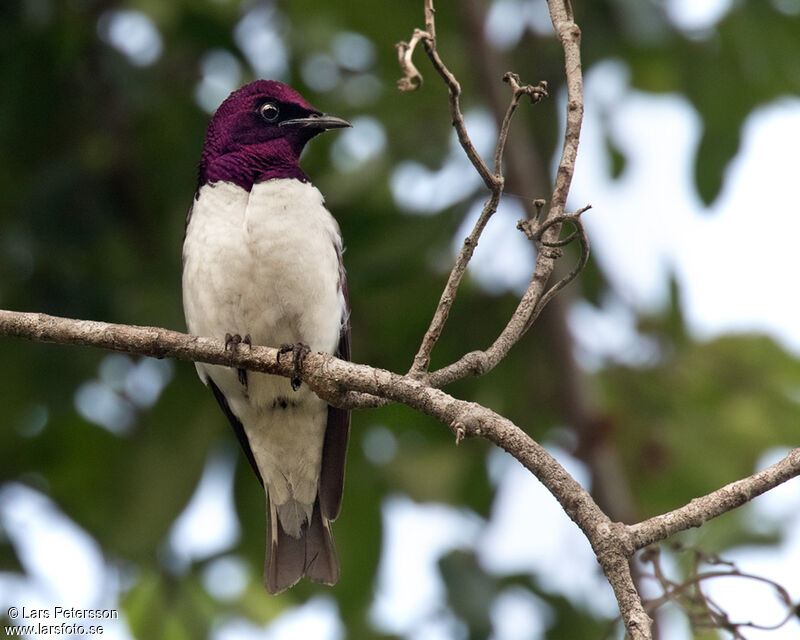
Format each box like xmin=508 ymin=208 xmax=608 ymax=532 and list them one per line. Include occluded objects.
xmin=409 ymin=189 xmax=501 ymax=375
xmin=638 ymin=546 xmax=798 ymax=634
xmin=629 ymin=447 xmax=800 ymax=549
xmin=494 ymin=73 xmax=549 ymax=176
xmin=396 ymin=1 xmax=498 ymax=190
xmin=424 ymin=0 xmax=436 ymax=40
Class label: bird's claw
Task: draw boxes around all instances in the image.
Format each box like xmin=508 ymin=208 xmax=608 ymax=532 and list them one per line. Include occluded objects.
xmin=278 ymin=342 xmax=311 ymax=391
xmin=225 ymin=333 xmax=252 ymax=388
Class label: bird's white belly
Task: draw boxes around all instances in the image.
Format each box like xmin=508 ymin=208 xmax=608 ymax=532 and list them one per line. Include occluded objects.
xmin=182 ymin=179 xmax=345 ymax=523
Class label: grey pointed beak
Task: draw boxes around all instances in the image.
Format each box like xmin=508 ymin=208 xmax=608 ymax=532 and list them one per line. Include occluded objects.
xmin=279 ymin=113 xmax=352 ymax=130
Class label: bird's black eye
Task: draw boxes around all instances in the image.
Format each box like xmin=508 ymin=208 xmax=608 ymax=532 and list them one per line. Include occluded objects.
xmin=259 ymin=102 xmax=280 ymax=123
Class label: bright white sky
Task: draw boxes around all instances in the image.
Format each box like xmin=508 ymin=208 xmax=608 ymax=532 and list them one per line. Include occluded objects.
xmin=3 ymin=1 xmax=800 ymax=639
xmin=573 ymin=61 xmax=800 ymax=360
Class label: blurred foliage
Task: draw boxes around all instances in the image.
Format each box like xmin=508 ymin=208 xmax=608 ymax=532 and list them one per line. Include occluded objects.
xmin=1 ymin=0 xmax=799 ymax=639
xmin=603 ymin=278 xmax=800 ymax=522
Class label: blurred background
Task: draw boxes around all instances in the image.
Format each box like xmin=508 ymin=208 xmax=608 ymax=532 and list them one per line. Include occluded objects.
xmin=1 ymin=0 xmax=800 ymax=638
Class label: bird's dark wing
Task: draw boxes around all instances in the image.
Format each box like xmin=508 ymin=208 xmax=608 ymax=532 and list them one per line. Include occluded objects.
xmin=319 ymin=258 xmax=351 ymax=521
xmin=208 ymin=377 xmax=264 ymax=486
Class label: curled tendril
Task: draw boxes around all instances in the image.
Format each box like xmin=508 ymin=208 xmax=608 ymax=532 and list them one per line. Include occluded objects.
xmin=517 ymin=204 xmax=591 ymax=327
xmin=396 ymin=29 xmax=429 ymax=92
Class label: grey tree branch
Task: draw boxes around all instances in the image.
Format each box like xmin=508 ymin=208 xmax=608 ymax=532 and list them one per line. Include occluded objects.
xmin=0 ymin=308 xmax=611 ymax=542
xmin=630 ymin=448 xmax=800 ymax=550
xmin=3 ymin=311 xmax=799 ymax=562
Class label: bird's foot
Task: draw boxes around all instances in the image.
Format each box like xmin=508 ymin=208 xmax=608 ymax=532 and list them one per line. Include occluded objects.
xmin=277 ymin=342 xmax=310 ymax=391
xmin=225 ymin=333 xmax=252 ymax=388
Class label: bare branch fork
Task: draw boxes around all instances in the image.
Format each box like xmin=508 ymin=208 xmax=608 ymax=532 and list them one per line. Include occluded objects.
xmin=397 ymin=3 xmax=583 ymax=388
xmin=1 ymin=1 xmax=800 ymax=638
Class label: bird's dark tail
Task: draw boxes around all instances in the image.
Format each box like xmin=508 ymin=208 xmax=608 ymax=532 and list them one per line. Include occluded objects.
xmin=264 ymin=495 xmax=339 ymax=594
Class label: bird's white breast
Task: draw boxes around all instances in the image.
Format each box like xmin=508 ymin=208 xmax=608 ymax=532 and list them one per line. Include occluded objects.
xmin=182 ymin=179 xmax=346 ymax=524
xmin=183 ymin=179 xmax=344 ymax=355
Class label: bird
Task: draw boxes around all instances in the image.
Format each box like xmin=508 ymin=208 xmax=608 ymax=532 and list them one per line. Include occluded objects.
xmin=182 ymin=80 xmax=352 ymax=594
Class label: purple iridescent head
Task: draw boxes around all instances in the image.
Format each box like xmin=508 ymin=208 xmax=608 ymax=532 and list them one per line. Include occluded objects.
xmin=198 ymin=80 xmax=350 ymax=191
